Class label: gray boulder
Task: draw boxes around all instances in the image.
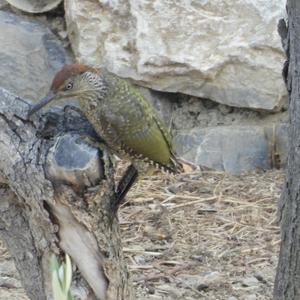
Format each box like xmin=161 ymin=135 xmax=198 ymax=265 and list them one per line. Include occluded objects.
xmin=0 ymin=11 xmax=72 ymax=101
xmin=174 ymin=124 xmax=288 ymax=173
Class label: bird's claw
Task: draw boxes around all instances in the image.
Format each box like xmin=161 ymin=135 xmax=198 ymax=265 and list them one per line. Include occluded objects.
xmin=63 ymin=105 xmax=83 ymax=116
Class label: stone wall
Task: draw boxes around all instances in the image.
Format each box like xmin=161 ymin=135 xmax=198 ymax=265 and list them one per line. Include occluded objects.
xmin=65 ymin=0 xmax=287 ymax=110
xmin=0 ymin=0 xmax=288 ymax=173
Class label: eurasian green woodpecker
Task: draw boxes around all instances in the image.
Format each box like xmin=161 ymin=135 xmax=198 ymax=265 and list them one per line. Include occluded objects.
xmin=28 ymin=64 xmax=183 ymax=175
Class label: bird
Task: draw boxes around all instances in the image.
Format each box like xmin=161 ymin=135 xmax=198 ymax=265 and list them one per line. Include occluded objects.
xmin=28 ymin=64 xmax=183 ymax=177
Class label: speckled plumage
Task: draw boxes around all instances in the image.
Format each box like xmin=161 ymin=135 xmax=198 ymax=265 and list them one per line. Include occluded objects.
xmin=29 ymin=64 xmax=182 ymax=174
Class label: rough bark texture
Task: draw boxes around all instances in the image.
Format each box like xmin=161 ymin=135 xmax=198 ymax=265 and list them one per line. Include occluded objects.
xmin=274 ymin=1 xmax=300 ymax=299
xmin=0 ymin=186 xmax=46 ymax=300
xmin=0 ymin=88 xmax=134 ymax=300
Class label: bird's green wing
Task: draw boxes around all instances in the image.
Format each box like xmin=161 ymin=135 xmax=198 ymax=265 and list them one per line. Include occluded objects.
xmin=104 ymin=76 xmax=174 ymax=167
xmin=120 ymin=115 xmax=172 ymax=166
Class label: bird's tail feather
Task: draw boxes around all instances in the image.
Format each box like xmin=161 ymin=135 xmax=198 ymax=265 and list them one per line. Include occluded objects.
xmin=115 ymin=164 xmax=138 ymax=206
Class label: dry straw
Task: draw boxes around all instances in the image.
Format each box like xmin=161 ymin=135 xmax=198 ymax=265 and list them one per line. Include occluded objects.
xmin=119 ymin=167 xmax=283 ymax=299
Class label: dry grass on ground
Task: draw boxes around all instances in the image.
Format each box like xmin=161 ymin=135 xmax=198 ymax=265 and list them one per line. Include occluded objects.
xmin=0 ymin=169 xmax=283 ymax=299
xmin=120 ymin=169 xmax=283 ymax=300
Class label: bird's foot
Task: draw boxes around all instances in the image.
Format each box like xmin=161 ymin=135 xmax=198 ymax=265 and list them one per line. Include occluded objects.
xmin=63 ymin=105 xmax=83 ymax=117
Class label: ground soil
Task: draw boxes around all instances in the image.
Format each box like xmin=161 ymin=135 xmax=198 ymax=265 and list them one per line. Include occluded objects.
xmin=0 ymin=169 xmax=283 ymax=300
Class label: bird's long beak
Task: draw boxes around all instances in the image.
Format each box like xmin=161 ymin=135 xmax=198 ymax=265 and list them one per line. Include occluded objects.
xmin=27 ymin=91 xmax=56 ymax=118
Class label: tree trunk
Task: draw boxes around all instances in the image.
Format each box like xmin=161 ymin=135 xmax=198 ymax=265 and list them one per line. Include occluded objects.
xmin=274 ymin=0 xmax=300 ymax=299
xmin=0 ymin=88 xmax=134 ymax=300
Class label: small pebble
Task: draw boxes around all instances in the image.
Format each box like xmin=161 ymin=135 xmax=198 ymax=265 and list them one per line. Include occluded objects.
xmin=254 ymin=272 xmax=267 ymax=284
xmin=197 ymin=283 xmax=209 ymax=291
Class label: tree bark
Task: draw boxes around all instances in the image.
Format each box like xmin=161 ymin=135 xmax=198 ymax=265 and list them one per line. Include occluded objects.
xmin=0 ymin=88 xmax=134 ymax=300
xmin=274 ymin=1 xmax=300 ymax=299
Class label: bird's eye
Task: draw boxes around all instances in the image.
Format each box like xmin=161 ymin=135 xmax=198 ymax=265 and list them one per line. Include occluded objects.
xmin=66 ymin=81 xmax=73 ymax=90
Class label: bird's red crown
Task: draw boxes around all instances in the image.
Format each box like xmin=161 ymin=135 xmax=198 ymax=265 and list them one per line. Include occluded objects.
xmin=51 ymin=64 xmax=98 ymax=91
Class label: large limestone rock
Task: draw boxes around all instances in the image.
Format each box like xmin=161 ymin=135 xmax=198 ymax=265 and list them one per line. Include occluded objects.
xmin=174 ymin=124 xmax=288 ymax=173
xmin=65 ymin=0 xmax=286 ymax=110
xmin=0 ymin=11 xmax=72 ymax=101
xmin=169 ymin=96 xmax=288 ymax=173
